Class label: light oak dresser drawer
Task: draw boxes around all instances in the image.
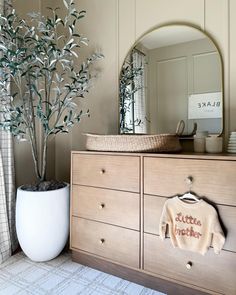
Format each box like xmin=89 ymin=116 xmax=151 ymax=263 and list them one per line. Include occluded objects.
xmin=71 ymin=152 xmax=236 ymax=295
xmin=144 ymin=233 xmax=236 ymax=295
xmin=144 ymin=195 xmax=236 ymax=252
xmin=72 ymin=185 xmax=140 ymax=230
xmin=71 ymin=217 xmax=139 ymax=268
xmin=72 ymin=154 xmax=140 ymax=192
xmin=144 ymin=157 xmax=236 ymax=206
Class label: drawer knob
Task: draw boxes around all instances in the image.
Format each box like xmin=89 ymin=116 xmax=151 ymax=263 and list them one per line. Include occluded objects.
xmin=99 ymin=203 xmax=105 ymax=209
xmin=100 ymin=169 xmax=106 ymax=174
xmin=186 ymin=262 xmax=192 ymax=270
xmin=100 ymin=238 xmax=105 ymax=244
xmin=185 ymin=176 xmax=193 ymax=186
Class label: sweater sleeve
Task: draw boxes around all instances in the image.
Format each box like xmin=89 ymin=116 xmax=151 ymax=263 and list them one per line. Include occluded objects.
xmin=159 ymin=201 xmax=170 ymax=240
xmin=211 ymin=212 xmax=225 ymax=254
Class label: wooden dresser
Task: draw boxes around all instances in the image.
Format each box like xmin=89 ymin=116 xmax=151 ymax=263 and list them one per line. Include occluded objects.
xmin=70 ymin=151 xmax=236 ymax=295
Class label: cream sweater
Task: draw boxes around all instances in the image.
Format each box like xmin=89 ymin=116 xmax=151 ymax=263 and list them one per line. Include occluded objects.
xmin=159 ymin=196 xmax=225 ymax=255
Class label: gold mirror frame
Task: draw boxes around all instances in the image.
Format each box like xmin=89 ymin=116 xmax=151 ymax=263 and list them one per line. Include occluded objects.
xmin=118 ymin=22 xmax=224 ymax=136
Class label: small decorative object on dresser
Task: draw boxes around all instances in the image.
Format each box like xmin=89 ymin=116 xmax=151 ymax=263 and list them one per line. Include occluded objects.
xmin=227 ymin=132 xmax=236 ymax=153
xmin=193 ymin=136 xmax=205 ymax=153
xmin=205 ymin=135 xmax=223 ymax=153
xmin=70 ymin=151 xmax=236 ymax=295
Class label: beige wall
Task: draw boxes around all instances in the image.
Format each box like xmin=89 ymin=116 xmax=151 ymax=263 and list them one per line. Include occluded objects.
xmin=13 ymin=0 xmax=236 ymax=184
xmin=12 ymin=0 xmax=41 ymax=16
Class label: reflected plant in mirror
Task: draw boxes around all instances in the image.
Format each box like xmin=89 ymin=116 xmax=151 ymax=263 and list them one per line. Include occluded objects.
xmin=120 ymin=48 xmax=149 ymax=134
xmin=119 ymin=24 xmax=223 ymax=136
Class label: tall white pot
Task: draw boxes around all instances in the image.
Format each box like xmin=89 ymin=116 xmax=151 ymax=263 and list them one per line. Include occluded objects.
xmin=16 ymin=184 xmax=70 ymax=262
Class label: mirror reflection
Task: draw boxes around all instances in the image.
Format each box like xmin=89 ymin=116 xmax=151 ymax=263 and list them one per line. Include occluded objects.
xmin=119 ymin=25 xmax=223 ymax=135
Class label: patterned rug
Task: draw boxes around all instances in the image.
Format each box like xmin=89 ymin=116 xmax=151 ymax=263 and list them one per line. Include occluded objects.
xmin=0 ymin=252 xmax=166 ymax=295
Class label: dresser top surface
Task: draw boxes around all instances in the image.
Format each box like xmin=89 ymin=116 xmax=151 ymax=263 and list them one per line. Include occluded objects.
xmin=71 ymin=151 xmax=236 ymax=161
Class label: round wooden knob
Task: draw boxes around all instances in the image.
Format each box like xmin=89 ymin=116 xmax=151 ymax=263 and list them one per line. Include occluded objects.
xmin=100 ymin=238 xmax=105 ymax=244
xmin=100 ymin=169 xmax=106 ymax=174
xmin=186 ymin=262 xmax=192 ymax=270
xmin=99 ymin=203 xmax=105 ymax=209
xmin=185 ymin=176 xmax=193 ymax=185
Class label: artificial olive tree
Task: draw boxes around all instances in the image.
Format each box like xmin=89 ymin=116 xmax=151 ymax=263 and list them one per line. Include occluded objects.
xmin=0 ymin=0 xmax=103 ymax=184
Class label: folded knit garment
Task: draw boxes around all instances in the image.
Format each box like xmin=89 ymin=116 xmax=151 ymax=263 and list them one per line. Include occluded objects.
xmin=159 ymin=196 xmax=225 ymax=255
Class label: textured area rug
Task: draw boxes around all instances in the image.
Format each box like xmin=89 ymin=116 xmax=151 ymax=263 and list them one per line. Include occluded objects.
xmin=0 ymin=252 xmax=166 ymax=295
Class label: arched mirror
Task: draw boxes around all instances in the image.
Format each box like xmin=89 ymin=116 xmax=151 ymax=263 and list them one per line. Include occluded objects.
xmin=119 ymin=24 xmax=223 ymax=136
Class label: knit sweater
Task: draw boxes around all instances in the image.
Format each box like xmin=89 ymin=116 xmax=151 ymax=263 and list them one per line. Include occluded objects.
xmin=159 ymin=196 xmax=225 ymax=255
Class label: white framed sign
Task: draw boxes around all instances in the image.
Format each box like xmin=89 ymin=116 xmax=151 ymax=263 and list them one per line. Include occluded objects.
xmin=188 ymin=92 xmax=222 ymax=119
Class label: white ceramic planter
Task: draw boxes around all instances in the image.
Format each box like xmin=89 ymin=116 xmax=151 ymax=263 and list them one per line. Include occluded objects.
xmin=16 ymin=184 xmax=70 ymax=262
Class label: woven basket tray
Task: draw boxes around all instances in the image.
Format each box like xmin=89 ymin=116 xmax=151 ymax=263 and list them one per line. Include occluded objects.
xmin=85 ymin=133 xmax=182 ymax=153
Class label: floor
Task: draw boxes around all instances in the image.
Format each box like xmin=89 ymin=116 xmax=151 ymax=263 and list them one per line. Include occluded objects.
xmin=0 ymin=252 xmax=166 ymax=295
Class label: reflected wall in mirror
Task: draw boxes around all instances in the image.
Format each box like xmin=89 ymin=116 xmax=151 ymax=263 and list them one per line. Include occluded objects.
xmin=119 ymin=24 xmax=223 ymax=135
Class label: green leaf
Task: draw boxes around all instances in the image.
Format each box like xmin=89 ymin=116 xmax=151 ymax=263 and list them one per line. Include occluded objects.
xmin=62 ymin=0 xmax=69 ymax=9
xmin=0 ymin=44 xmax=7 ymax=51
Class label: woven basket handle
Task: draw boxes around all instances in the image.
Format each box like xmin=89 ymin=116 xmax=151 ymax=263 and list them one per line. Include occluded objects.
xmin=176 ymin=120 xmax=185 ymax=136
xmin=176 ymin=121 xmax=198 ymax=137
